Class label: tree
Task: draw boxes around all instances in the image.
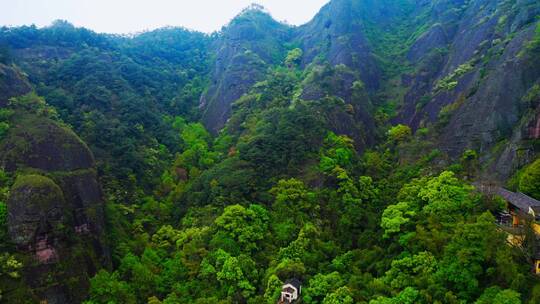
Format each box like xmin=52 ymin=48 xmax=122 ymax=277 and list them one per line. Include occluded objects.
xmin=387 ymin=124 xmax=411 ymax=142
xmin=383 ymin=251 xmax=437 ymax=289
xmin=214 ymin=250 xmax=256 ymax=298
xmin=285 ymin=48 xmax=303 ymax=68
xmin=436 ymin=212 xmax=505 ymax=300
xmin=303 ymin=272 xmax=346 ymax=304
xmin=460 ymin=149 xmax=479 ymax=180
xmin=322 ymin=286 xmax=354 ymax=304
xmin=0 ymin=253 xmax=22 ymax=301
xmin=8 ymin=92 xmax=58 ymax=119
xmin=214 ymin=204 xmax=269 ymax=252
xmin=0 ymin=202 xmax=7 ymax=245
xmin=381 ymin=202 xmax=415 ymax=238
xmin=475 ymin=287 xmax=521 ymax=304
xmin=270 ymin=178 xmax=316 ymax=213
xmin=419 ymin=171 xmax=477 ymax=221
xmin=270 ymin=178 xmax=317 ymax=237
xmin=88 ymin=270 xmax=136 ymax=304
xmin=519 ymin=158 xmax=540 ymax=200
xmin=369 ymin=287 xmax=420 ymax=304
xmin=319 ymin=132 xmax=355 ymax=174
xmin=0 ymin=122 xmax=9 ymax=141
xmin=117 ymin=250 xmax=160 ymax=301
xmin=263 ymin=274 xmax=283 ymax=304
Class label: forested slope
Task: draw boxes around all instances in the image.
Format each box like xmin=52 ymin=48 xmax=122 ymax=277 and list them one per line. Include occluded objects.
xmin=0 ymin=0 xmax=539 ymax=303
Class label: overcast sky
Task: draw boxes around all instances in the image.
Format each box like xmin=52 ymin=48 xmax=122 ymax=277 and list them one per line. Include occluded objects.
xmin=0 ymin=0 xmax=330 ymax=34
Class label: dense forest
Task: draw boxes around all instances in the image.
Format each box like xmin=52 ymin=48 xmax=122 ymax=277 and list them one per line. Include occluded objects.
xmin=0 ymin=0 xmax=540 ymax=303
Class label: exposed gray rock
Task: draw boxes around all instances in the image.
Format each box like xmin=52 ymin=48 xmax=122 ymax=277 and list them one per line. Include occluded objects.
xmin=7 ymin=174 xmax=66 ymax=248
xmin=2 ymin=113 xmax=109 ymax=303
xmin=0 ymin=63 xmax=31 ymax=106
xmin=200 ymin=8 xmax=290 ymax=134
xmin=407 ymin=24 xmax=448 ymax=63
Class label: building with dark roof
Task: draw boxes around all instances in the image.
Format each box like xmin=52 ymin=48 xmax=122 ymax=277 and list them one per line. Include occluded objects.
xmin=475 ymin=183 xmax=540 ymax=274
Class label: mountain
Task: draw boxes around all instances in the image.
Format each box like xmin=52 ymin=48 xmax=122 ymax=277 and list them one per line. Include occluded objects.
xmin=200 ymin=6 xmax=291 ymax=134
xmin=0 ymin=65 xmax=109 ymax=302
xmin=0 ymin=0 xmax=539 ymax=303
xmin=200 ymin=0 xmax=540 ymax=172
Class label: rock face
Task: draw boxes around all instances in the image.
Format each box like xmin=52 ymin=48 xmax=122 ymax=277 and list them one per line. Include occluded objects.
xmin=198 ymin=0 xmax=540 ymax=170
xmin=1 ymin=113 xmax=109 ymax=303
xmin=200 ymin=7 xmax=291 ymax=134
xmin=7 ymin=174 xmax=66 ymax=250
xmin=1 ymin=113 xmax=95 ymax=172
xmin=200 ymin=2 xmax=381 ymax=147
xmin=295 ymin=0 xmax=381 ymax=90
xmin=393 ymin=0 xmax=540 ymax=178
xmin=0 ymin=63 xmax=31 ymax=106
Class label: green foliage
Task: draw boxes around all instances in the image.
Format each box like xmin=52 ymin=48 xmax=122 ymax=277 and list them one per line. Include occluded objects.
xmin=285 ymin=48 xmax=303 ymax=68
xmin=214 ymin=204 xmax=269 ymax=252
xmin=381 ymin=202 xmax=415 ymax=238
xmin=87 ymin=270 xmax=136 ymax=304
xmin=175 ymin=122 xmax=217 ymax=170
xmin=370 ymin=287 xmax=420 ymax=304
xmin=3 ymin=4 xmax=540 ymax=303
xmin=0 ymin=252 xmax=22 ymax=300
xmin=8 ymin=92 xmax=59 ymax=119
xmin=526 ymin=22 xmax=540 ymax=57
xmin=303 ymin=272 xmax=346 ymax=304
xmin=383 ymin=252 xmax=437 ymax=289
xmin=476 ymin=287 xmax=521 ymax=304
xmin=0 ymin=202 xmax=7 ymax=244
xmin=434 ymin=61 xmax=475 ymax=92
xmin=0 ymin=122 xmax=8 ymax=141
xmin=319 ymin=132 xmax=356 ymax=173
xmin=436 ymin=212 xmax=506 ymax=300
xmin=519 ymin=158 xmax=540 ymax=199
xmin=387 ymin=124 xmax=412 ymax=142
xmin=419 ymin=171 xmax=477 ymax=219
xmin=0 ymin=253 xmax=22 ymax=280
xmin=322 ymin=286 xmax=354 ymax=304
xmin=214 ymin=249 xmax=256 ymax=298
xmin=263 ymin=274 xmax=283 ymax=304
xmin=270 ymin=178 xmax=317 ymax=236
xmin=460 ymin=149 xmax=479 ymax=179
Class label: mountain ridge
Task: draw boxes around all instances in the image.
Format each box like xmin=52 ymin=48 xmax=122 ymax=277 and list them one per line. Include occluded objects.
xmin=0 ymin=0 xmax=540 ymax=302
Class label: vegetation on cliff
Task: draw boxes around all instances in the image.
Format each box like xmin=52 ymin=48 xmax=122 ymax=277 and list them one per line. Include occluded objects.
xmin=0 ymin=0 xmax=539 ymax=303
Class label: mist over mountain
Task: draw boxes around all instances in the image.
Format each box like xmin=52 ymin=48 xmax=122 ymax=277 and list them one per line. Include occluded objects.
xmin=0 ymin=1 xmax=539 ymax=303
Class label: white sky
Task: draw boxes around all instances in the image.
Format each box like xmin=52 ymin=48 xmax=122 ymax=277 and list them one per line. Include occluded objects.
xmin=0 ymin=0 xmax=330 ymax=34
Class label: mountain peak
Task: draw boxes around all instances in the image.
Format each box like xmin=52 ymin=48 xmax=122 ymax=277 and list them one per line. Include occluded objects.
xmin=225 ymin=3 xmax=281 ymax=30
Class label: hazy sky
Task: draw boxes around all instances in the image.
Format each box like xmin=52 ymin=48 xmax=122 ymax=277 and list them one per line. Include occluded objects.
xmin=0 ymin=0 xmax=330 ymax=34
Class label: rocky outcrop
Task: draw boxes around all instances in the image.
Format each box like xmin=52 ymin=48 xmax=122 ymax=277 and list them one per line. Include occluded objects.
xmin=0 ymin=63 xmax=31 ymax=106
xmin=200 ymin=1 xmax=385 ymax=135
xmin=1 ymin=113 xmax=109 ymax=303
xmin=7 ymin=175 xmax=66 ymax=251
xmin=1 ymin=113 xmax=95 ymax=172
xmin=294 ymin=0 xmax=381 ymax=91
xmin=407 ymin=24 xmax=448 ymax=63
xmin=393 ymin=0 xmax=540 ymax=179
xmin=200 ymin=7 xmax=291 ymax=134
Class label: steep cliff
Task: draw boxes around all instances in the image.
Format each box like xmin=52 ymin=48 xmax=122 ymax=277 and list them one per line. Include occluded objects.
xmin=198 ymin=0 xmax=539 ymax=177
xmin=0 ymin=111 xmax=110 ymax=303
xmin=0 ymin=68 xmax=109 ymax=302
xmin=394 ymin=0 xmax=540 ymax=178
xmin=0 ymin=63 xmax=31 ymax=106
xmin=200 ymin=6 xmax=291 ymax=133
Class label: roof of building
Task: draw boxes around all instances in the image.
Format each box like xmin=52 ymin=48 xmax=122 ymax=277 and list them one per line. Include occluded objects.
xmin=474 ymin=183 xmax=540 ymax=214
xmin=492 ymin=188 xmax=540 ymax=213
xmin=284 ymin=278 xmax=301 ymax=292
